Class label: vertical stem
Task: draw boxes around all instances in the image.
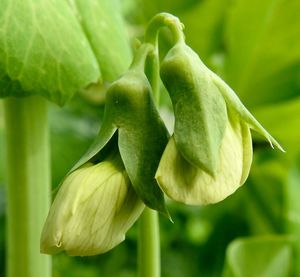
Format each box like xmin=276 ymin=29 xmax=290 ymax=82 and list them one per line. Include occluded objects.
xmin=4 ymin=96 xmax=51 ymax=277
xmin=145 ymin=47 xmax=160 ymax=104
xmin=138 ymin=208 xmax=161 ymax=277
xmin=138 ymin=37 xmax=161 ymax=277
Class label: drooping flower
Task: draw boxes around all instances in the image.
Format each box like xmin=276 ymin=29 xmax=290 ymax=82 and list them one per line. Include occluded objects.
xmin=156 ymin=41 xmax=283 ymax=205
xmin=41 ymin=44 xmax=170 ymax=256
xmin=41 ymin=152 xmax=144 ymax=256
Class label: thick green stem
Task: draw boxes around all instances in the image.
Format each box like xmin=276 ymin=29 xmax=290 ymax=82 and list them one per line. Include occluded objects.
xmin=138 ymin=208 xmax=161 ymax=277
xmin=4 ymin=96 xmax=51 ymax=277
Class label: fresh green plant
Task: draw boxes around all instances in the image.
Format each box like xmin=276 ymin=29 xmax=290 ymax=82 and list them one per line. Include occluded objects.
xmin=1 ymin=1 xmax=300 ymax=277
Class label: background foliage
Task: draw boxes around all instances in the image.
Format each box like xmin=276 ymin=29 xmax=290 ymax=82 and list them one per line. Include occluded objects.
xmin=1 ymin=0 xmax=300 ymax=276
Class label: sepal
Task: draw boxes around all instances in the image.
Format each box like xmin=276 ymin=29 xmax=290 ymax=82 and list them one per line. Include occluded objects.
xmin=160 ymin=42 xmax=228 ymax=176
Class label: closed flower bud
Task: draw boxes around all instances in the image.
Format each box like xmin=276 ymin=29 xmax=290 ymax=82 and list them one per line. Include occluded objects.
xmin=160 ymin=42 xmax=227 ymax=176
xmin=156 ymin=116 xmax=252 ymax=205
xmin=157 ymin=41 xmax=283 ymax=205
xmin=40 ymin=153 xmax=144 ymax=256
xmin=71 ymin=43 xmax=170 ymax=216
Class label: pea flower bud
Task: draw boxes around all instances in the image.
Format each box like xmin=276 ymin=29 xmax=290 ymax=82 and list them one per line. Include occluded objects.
xmin=41 ymin=152 xmax=144 ymax=256
xmin=156 ymin=41 xmax=283 ymax=205
xmin=71 ymin=44 xmax=170 ymax=216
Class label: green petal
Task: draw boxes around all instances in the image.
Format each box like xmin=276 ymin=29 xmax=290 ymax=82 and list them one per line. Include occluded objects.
xmin=41 ymin=153 xmax=144 ymax=256
xmin=160 ymin=42 xmax=228 ymax=176
xmin=156 ymin=116 xmax=252 ymax=205
xmin=240 ymin=121 xmax=253 ymax=185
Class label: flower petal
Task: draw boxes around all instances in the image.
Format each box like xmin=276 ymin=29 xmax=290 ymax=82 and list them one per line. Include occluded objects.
xmin=156 ymin=117 xmax=252 ymax=205
xmin=41 ymin=154 xmax=144 ymax=256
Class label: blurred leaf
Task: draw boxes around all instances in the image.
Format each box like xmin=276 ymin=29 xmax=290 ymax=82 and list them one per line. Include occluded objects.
xmin=253 ymin=97 xmax=300 ymax=154
xmin=73 ymin=0 xmax=132 ymax=81
xmin=224 ymin=0 xmax=300 ymax=107
xmin=286 ymin=158 xmax=300 ymax=275
xmin=0 ymin=104 xmax=4 ymax=186
xmin=223 ymin=236 xmax=293 ymax=277
xmin=133 ymin=0 xmax=197 ymax=21
xmin=49 ymin=100 xmax=101 ymax=186
xmin=181 ymin=0 xmax=227 ymax=65
xmin=243 ymin=152 xmax=288 ymax=234
xmin=286 ymin=158 xmax=300 ymax=234
xmin=0 ymin=0 xmax=100 ymax=105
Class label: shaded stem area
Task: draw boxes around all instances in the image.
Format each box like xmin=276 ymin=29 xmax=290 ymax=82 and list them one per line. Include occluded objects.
xmin=4 ymin=96 xmax=51 ymax=277
xmin=138 ymin=25 xmax=162 ymax=277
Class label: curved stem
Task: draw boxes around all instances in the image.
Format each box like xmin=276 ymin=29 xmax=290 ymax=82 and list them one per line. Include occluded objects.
xmin=145 ymin=45 xmax=160 ymax=104
xmin=145 ymin=13 xmax=185 ymax=46
xmin=4 ymin=96 xmax=51 ymax=277
xmin=137 ymin=15 xmax=167 ymax=276
xmin=130 ymin=43 xmax=154 ymax=72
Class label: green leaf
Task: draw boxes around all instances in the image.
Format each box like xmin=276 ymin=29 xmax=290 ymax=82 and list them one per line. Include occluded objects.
xmin=253 ymin=98 xmax=300 ymax=154
xmin=73 ymin=0 xmax=132 ymax=81
xmin=287 ymin=159 xmax=300 ymax=234
xmin=287 ymin=159 xmax=300 ymax=275
xmin=0 ymin=0 xmax=100 ymax=105
xmin=224 ymin=0 xmax=300 ymax=107
xmin=223 ymin=236 xmax=293 ymax=277
xmin=181 ymin=0 xmax=227 ymax=64
xmin=243 ymin=155 xmax=288 ymax=234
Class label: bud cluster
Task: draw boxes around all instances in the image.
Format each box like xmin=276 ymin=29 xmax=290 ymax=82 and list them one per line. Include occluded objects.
xmin=41 ymin=13 xmax=283 ymax=256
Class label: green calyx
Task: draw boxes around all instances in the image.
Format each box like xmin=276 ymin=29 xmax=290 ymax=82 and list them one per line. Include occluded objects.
xmin=160 ymin=42 xmax=228 ymax=176
xmin=70 ymin=43 xmax=170 ymax=217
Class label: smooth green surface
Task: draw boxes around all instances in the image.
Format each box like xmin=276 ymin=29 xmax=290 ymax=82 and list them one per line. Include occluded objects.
xmin=160 ymin=42 xmax=227 ymax=176
xmin=180 ymin=0 xmax=227 ymax=65
xmin=224 ymin=0 xmax=300 ymax=107
xmin=73 ymin=45 xmax=169 ymax=215
xmin=0 ymin=0 xmax=100 ymax=105
xmin=73 ymin=0 xmax=132 ymax=81
xmin=138 ymin=208 xmax=160 ymax=277
xmin=211 ymin=70 xmax=283 ymax=151
xmin=253 ymin=98 xmax=300 ymax=154
xmin=223 ymin=236 xmax=293 ymax=277
xmin=109 ymin=69 xmax=169 ymax=215
xmin=4 ymin=96 xmax=51 ymax=277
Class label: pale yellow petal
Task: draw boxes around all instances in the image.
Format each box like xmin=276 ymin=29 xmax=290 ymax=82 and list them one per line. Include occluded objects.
xmin=156 ymin=118 xmax=251 ymax=205
xmin=41 ymin=155 xmax=144 ymax=256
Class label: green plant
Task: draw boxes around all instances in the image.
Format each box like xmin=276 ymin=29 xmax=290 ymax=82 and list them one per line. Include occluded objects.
xmin=1 ymin=1 xmax=300 ymax=276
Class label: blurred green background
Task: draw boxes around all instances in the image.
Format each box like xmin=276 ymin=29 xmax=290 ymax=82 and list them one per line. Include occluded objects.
xmin=1 ymin=0 xmax=300 ymax=276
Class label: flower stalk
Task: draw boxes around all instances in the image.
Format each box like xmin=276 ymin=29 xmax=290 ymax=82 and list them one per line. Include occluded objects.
xmin=138 ymin=208 xmax=161 ymax=277
xmin=4 ymin=96 xmax=51 ymax=277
